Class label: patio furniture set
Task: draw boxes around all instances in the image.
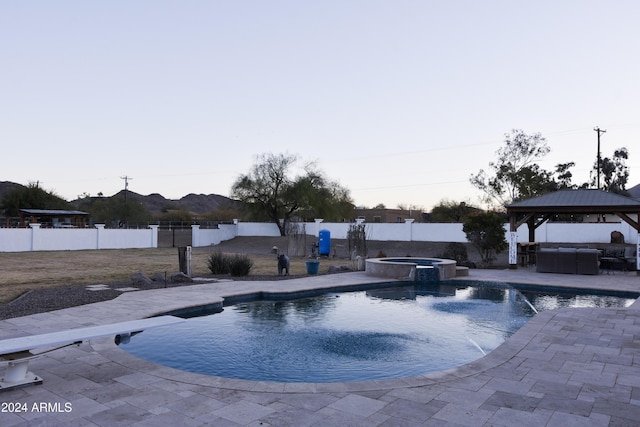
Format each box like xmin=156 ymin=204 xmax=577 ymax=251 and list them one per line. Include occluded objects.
xmin=526 ymin=244 xmax=637 ymax=275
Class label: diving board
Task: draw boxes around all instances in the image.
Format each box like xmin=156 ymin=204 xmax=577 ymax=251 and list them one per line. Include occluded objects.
xmin=0 ymin=315 xmax=185 ymax=390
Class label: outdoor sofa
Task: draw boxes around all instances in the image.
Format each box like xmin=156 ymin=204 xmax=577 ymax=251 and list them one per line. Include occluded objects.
xmin=536 ymin=247 xmax=600 ymax=275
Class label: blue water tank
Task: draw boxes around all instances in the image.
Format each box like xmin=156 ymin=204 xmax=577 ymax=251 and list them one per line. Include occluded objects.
xmin=318 ymin=229 xmax=331 ymax=256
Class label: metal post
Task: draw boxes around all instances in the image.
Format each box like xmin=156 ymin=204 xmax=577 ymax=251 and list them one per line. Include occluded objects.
xmin=594 ymin=127 xmax=606 ymax=189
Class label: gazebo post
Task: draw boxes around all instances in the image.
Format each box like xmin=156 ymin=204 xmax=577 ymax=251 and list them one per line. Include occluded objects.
xmin=636 ymin=209 xmax=640 ymax=275
xmin=636 ymin=231 xmax=640 ymax=275
xmin=508 ymin=215 xmax=518 ymax=269
xmin=527 ymin=216 xmax=536 ymax=243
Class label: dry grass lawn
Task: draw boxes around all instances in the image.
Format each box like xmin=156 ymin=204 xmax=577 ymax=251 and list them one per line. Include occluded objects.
xmin=0 ymin=248 xmax=355 ymax=303
xmin=0 ymin=236 xmax=494 ymax=304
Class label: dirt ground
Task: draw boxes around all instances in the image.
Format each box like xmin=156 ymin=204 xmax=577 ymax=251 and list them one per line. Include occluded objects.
xmin=209 ymin=236 xmax=509 ymax=265
xmin=0 ymin=236 xmax=511 ymax=318
xmin=0 ymin=237 xmax=509 ymax=305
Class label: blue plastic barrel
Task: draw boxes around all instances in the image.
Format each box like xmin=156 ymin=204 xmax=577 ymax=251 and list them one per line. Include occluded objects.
xmin=318 ymin=229 xmax=331 ymax=255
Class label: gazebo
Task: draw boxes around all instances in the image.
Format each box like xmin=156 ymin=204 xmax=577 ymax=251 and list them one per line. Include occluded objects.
xmin=505 ymin=189 xmax=640 ymax=271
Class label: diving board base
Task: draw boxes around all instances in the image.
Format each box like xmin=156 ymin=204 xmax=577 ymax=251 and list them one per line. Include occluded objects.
xmin=1 ymin=366 xmax=43 ymax=390
xmin=0 ymin=315 xmax=185 ymax=391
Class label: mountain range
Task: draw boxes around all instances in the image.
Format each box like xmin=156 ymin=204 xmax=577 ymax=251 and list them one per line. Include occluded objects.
xmin=105 ymin=190 xmax=237 ymax=215
xmin=0 ymin=181 xmax=237 ymax=215
xmin=2 ymin=181 xmax=639 ymax=215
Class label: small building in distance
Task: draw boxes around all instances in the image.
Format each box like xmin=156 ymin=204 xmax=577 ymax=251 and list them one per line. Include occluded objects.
xmin=19 ymin=209 xmax=90 ymax=228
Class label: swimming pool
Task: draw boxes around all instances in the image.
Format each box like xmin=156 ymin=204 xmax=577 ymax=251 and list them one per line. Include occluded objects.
xmin=118 ymin=281 xmax=637 ymax=383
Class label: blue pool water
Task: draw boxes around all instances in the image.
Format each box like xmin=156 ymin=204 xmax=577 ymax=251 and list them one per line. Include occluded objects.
xmin=118 ymin=281 xmax=636 ymax=383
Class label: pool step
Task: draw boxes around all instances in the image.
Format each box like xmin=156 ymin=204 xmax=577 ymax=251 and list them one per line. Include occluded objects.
xmin=456 ymin=266 xmax=469 ymax=277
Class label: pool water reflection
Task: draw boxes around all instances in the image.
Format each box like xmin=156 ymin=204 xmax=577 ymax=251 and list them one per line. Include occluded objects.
xmin=119 ymin=282 xmax=636 ymax=383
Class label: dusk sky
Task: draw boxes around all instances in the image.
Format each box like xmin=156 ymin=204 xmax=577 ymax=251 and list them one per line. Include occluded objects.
xmin=2 ymin=1 xmax=639 ymax=211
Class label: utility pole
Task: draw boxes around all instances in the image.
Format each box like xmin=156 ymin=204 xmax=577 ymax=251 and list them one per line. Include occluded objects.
xmin=120 ymin=175 xmax=132 ymax=191
xmin=594 ymin=127 xmax=606 ymax=189
xmin=120 ymin=175 xmax=133 ymax=226
xmin=120 ymin=175 xmax=133 ymax=203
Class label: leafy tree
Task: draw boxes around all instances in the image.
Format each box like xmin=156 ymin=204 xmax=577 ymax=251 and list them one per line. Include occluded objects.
xmin=75 ymin=194 xmax=151 ymax=227
xmin=554 ymin=162 xmax=576 ymax=189
xmin=156 ymin=210 xmax=195 ymax=223
xmin=430 ymin=200 xmax=480 ymax=223
xmin=0 ymin=182 xmax=70 ymax=216
xmin=462 ymin=212 xmax=508 ymax=265
xmin=230 ymin=153 xmax=353 ymax=236
xmin=292 ymin=165 xmax=354 ymax=222
xmin=590 ymin=148 xmax=629 ymax=194
xmin=200 ymin=206 xmax=242 ymax=222
xmin=397 ymin=203 xmax=423 ymax=212
xmin=470 ymin=130 xmax=553 ymax=207
xmin=470 ymin=130 xmax=579 ymax=207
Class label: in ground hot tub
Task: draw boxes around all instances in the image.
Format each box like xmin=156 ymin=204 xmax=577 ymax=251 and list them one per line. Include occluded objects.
xmin=365 ymin=257 xmax=457 ymax=281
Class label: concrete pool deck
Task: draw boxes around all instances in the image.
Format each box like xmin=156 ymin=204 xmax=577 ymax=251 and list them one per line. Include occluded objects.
xmin=1 ymin=269 xmax=639 ymax=426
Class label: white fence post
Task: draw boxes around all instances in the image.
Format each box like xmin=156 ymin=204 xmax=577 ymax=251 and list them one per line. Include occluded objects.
xmin=314 ymin=219 xmax=324 ymax=238
xmin=191 ymin=224 xmax=200 ymax=247
xmin=149 ymin=225 xmax=159 ymax=248
xmin=405 ymin=218 xmax=414 ymax=241
xmin=29 ymin=223 xmax=41 ymax=251
xmin=95 ymin=224 xmax=105 ymax=249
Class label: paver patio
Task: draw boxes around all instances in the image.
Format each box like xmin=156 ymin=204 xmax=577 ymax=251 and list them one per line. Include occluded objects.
xmin=1 ymin=269 xmax=639 ymax=426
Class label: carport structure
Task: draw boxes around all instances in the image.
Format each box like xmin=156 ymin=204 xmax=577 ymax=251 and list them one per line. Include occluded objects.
xmin=505 ymin=189 xmax=640 ymax=271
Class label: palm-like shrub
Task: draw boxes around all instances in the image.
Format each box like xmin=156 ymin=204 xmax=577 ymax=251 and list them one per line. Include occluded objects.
xmin=207 ymin=252 xmax=253 ymax=276
xmin=228 ymin=254 xmax=253 ymax=276
xmin=207 ymin=252 xmax=230 ymax=274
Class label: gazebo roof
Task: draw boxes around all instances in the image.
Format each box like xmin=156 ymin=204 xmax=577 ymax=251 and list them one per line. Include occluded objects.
xmin=506 ymin=189 xmax=640 ymax=214
xmin=20 ymin=209 xmax=89 ymax=216
xmin=506 ymin=189 xmax=640 ymax=236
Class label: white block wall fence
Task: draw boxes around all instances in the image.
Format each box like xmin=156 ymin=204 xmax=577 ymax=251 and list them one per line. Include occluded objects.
xmin=0 ymin=224 xmax=158 ymax=252
xmin=0 ymin=219 xmax=637 ymax=253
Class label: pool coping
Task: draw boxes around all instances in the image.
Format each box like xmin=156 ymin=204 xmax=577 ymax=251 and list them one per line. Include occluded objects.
xmin=365 ymin=256 xmax=458 ymax=280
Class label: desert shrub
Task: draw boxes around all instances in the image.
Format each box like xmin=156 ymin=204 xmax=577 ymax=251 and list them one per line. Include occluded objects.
xmin=208 ymin=252 xmax=253 ymax=276
xmin=463 ymin=212 xmax=507 ymax=265
xmin=207 ymin=252 xmax=231 ymax=274
xmin=438 ymin=242 xmax=468 ymax=263
xmin=228 ymin=254 xmax=253 ymax=276
xmin=375 ymin=250 xmax=387 ymax=258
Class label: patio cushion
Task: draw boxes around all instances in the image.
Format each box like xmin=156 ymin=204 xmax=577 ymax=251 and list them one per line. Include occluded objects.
xmin=604 ymin=248 xmax=625 ymax=258
xmin=536 ymin=248 xmax=558 ymax=273
xmin=576 ymin=249 xmax=600 ymax=275
xmin=556 ymin=248 xmax=577 ymax=274
xmin=536 ymin=247 xmax=599 ymax=275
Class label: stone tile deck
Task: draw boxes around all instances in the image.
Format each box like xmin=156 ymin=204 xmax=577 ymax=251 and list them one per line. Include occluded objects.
xmin=1 ymin=269 xmax=639 ymax=426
